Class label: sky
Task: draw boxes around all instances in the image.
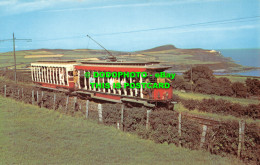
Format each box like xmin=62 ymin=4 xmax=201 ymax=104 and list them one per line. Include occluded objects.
xmin=0 ymin=0 xmax=259 ymax=52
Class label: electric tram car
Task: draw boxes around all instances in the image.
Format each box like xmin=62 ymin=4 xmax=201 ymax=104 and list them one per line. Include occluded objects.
xmin=31 ymin=59 xmax=175 ymax=109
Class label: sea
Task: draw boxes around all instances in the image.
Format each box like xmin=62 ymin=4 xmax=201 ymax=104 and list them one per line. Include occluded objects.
xmin=216 ymin=49 xmax=260 ymax=77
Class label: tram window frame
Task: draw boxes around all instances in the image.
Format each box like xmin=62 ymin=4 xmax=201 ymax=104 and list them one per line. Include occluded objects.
xmin=68 ymin=71 xmax=73 ymax=76
xmin=149 ymin=73 xmax=157 ymax=83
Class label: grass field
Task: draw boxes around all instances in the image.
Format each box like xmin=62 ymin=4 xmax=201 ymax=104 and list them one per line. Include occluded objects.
xmin=0 ymin=96 xmax=243 ymax=165
xmin=215 ymin=75 xmax=260 ymax=83
xmin=173 ymin=90 xmax=259 ymax=105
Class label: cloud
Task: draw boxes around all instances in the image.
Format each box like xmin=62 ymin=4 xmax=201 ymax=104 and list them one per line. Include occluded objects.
xmin=42 ymin=0 xmax=222 ymax=13
xmin=43 ymin=3 xmax=154 ymax=12
xmin=0 ymin=0 xmax=223 ymax=15
xmin=0 ymin=0 xmax=82 ymax=15
xmin=166 ymin=25 xmax=259 ymax=34
xmin=92 ymin=24 xmax=259 ymax=37
xmin=0 ymin=0 xmax=17 ymax=6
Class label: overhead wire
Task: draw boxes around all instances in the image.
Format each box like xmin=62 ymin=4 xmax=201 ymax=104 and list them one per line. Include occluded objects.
xmin=1 ymin=16 xmax=259 ymax=43
xmin=92 ymin=16 xmax=260 ymax=37
xmin=33 ymin=35 xmax=85 ymax=42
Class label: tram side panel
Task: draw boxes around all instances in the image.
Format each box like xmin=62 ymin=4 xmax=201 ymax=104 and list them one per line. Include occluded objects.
xmin=31 ymin=63 xmax=76 ymax=90
xmin=153 ymin=88 xmax=173 ymax=101
xmin=74 ymin=67 xmax=173 ymax=102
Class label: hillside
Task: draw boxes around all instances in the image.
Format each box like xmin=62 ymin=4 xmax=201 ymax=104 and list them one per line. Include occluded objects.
xmin=0 ymin=45 xmax=257 ymax=73
xmin=139 ymin=44 xmax=177 ymax=52
xmin=0 ymin=96 xmax=242 ymax=164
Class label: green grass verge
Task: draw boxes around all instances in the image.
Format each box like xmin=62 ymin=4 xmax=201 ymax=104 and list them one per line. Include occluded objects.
xmin=0 ymin=96 xmax=242 ymax=165
xmin=173 ymin=90 xmax=259 ymax=105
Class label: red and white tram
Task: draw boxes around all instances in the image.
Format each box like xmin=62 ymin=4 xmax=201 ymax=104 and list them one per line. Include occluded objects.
xmin=31 ymin=60 xmax=175 ymax=109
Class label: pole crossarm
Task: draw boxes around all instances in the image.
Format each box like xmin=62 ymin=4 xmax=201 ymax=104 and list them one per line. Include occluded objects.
xmin=0 ymin=39 xmax=13 ymax=42
xmin=15 ymin=39 xmax=32 ymax=42
xmin=0 ymin=33 xmax=32 ymax=83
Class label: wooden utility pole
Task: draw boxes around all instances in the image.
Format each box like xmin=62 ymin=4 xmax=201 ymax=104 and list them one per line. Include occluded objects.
xmin=13 ymin=33 xmax=17 ymax=83
xmin=0 ymin=33 xmax=32 ymax=83
xmin=190 ymin=65 xmax=193 ymax=93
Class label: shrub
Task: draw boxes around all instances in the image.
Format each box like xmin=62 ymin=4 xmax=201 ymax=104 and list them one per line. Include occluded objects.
xmin=245 ymin=78 xmax=260 ymax=96
xmin=181 ymin=116 xmax=201 ymax=150
xmin=242 ymin=123 xmax=260 ymax=163
xmin=206 ymin=121 xmax=239 ymax=156
xmin=123 ymin=107 xmax=147 ymax=132
xmin=181 ymin=99 xmax=198 ymax=110
xmin=232 ymin=82 xmax=247 ymax=98
xmin=150 ymin=111 xmax=179 ymax=145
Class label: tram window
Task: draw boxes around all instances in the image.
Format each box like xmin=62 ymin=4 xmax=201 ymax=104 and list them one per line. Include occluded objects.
xmin=68 ymin=71 xmax=73 ymax=76
xmin=149 ymin=73 xmax=157 ymax=83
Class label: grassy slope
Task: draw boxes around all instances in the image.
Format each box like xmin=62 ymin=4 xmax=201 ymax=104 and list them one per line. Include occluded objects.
xmin=0 ymin=96 xmax=242 ymax=165
xmin=173 ymin=90 xmax=259 ymax=105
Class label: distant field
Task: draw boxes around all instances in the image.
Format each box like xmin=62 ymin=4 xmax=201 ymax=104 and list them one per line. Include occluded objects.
xmin=0 ymin=45 xmax=253 ymax=73
xmin=0 ymin=96 xmax=242 ymax=165
xmin=24 ymin=54 xmax=64 ymax=58
xmin=0 ymin=49 xmax=107 ymax=69
xmin=173 ymin=90 xmax=259 ymax=105
xmin=215 ymin=75 xmax=260 ymax=83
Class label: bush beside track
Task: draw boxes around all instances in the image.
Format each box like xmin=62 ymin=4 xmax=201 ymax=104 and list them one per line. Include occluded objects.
xmin=180 ymin=98 xmax=260 ymax=119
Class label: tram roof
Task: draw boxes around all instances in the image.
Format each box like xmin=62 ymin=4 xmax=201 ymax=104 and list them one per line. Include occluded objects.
xmin=77 ymin=60 xmax=172 ymax=71
xmin=36 ymin=60 xmax=77 ymax=63
xmin=31 ymin=60 xmax=77 ymax=69
xmin=80 ymin=61 xmax=160 ymax=66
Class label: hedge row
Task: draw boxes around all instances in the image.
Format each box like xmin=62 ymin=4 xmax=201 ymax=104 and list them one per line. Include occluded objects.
xmin=181 ymin=98 xmax=260 ymax=119
xmin=102 ymin=105 xmax=259 ymax=164
xmin=0 ymin=70 xmax=32 ymax=83
xmin=0 ymin=80 xmax=101 ymax=120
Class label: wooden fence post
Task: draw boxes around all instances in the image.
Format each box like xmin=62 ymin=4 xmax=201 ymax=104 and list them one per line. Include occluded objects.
xmin=41 ymin=91 xmax=44 ymax=108
xmin=117 ymin=122 xmax=120 ymax=130
xmin=65 ymin=95 xmax=69 ymax=113
xmin=85 ymin=100 xmax=89 ymax=118
xmin=32 ymin=90 xmax=34 ymax=105
xmin=18 ymin=89 xmax=20 ymax=98
xmin=178 ymin=113 xmax=182 ymax=146
xmin=79 ymin=103 xmax=82 ymax=112
xmin=98 ymin=104 xmax=103 ymax=123
xmin=238 ymin=120 xmax=245 ymax=158
xmin=53 ymin=93 xmax=56 ymax=110
xmin=21 ymin=88 xmax=24 ymax=99
xmin=121 ymin=104 xmax=124 ymax=131
xmin=73 ymin=97 xmax=77 ymax=111
xmin=36 ymin=91 xmax=39 ymax=105
xmin=200 ymin=125 xmax=208 ymax=149
xmin=146 ymin=109 xmax=151 ymax=130
xmin=4 ymin=85 xmax=6 ymax=97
